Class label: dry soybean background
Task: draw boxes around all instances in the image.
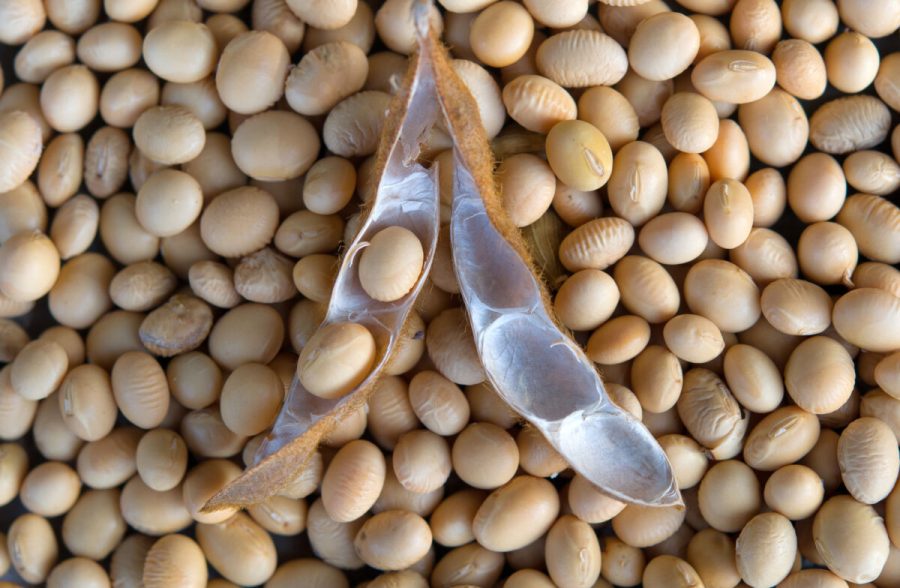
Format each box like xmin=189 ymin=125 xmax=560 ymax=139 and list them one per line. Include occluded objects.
xmin=1 ymin=0 xmax=900 ymax=587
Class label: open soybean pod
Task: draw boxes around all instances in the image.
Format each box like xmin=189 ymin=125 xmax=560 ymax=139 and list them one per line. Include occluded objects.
xmin=205 ymin=0 xmax=678 ymax=512
xmin=203 ymin=6 xmax=442 ymax=510
xmin=433 ymin=17 xmax=679 ymax=504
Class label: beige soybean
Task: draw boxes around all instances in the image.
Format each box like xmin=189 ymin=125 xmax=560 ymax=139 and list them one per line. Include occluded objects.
xmin=738 ymin=88 xmax=809 ymax=167
xmin=875 ymin=351 xmax=900 ymax=399
xmin=208 ymin=303 xmax=284 ymax=370
xmin=837 ymin=193 xmax=900 ymax=265
xmin=516 ymin=426 xmax=567 ymax=478
xmin=111 ymin=535 xmax=154 ymax=588
xmin=267 ymin=559 xmax=348 ymax=588
xmin=321 ymin=439 xmax=385 ymax=523
xmin=824 ymin=32 xmax=880 ymax=94
xmin=111 ymin=351 xmax=170 ymax=429
xmin=275 ymin=210 xmax=344 ymax=258
xmin=544 ymin=514 xmax=602 ymax=588
xmin=729 ymin=0 xmax=782 ymax=53
xmin=468 ymin=2 xmax=533 ymax=68
xmin=39 ymin=65 xmax=98 ymax=133
xmin=82 ymin=310 xmax=143 ymax=371
xmin=677 ymin=368 xmax=745 ymax=454
xmin=0 ymin=231 xmax=59 ymax=303
xmin=75 ymin=427 xmax=140 ymax=489
xmin=502 ymin=75 xmax=576 ymax=134
xmin=723 ymin=343 xmax=784 ymax=413
xmin=497 ymin=154 xmax=556 ymax=227
xmin=161 ymin=78 xmax=228 ymax=131
xmin=606 ymin=141 xmax=667 ymax=226
xmin=32 ymin=390 xmax=83 ymax=461
xmin=797 ymin=222 xmax=858 ymax=286
xmin=233 ymin=247 xmax=295 ymax=304
xmin=50 ymin=558 xmax=116 ymax=588
xmin=691 ymin=50 xmax=776 ymax=104
xmin=247 ymin=493 xmax=307 ymax=536
xmin=135 ymin=428 xmax=187 ymax=492
xmin=7 ymin=513 xmax=58 ymax=584
xmin=58 ymin=364 xmax=117 ymax=442
xmin=61 ymin=489 xmax=126 ymax=559
xmin=288 ymin=41 xmax=369 ymax=117
xmin=303 ymin=157 xmax=356 ymax=215
xmin=0 ymin=84 xmax=52 ymax=143
xmin=686 ymin=530 xmax=741 ymax=588
xmin=143 ymin=534 xmax=207 ymax=588
xmin=19 ymin=461 xmax=81 ymax=517
xmin=358 ymin=226 xmax=425 ymax=302
xmin=138 ymin=292 xmax=213 ymax=358
xmin=182 ymin=459 xmax=241 ymax=524
xmin=537 ymin=30 xmax=627 ymax=87
xmin=558 ymin=216 xmax=633 ymax=272
xmin=393 ymin=430 xmax=451 ymax=493
xmin=838 ymin=417 xmax=899 ymax=505
xmin=642 ymin=555 xmax=704 ymax=588
xmin=297 ymin=322 xmax=376 ymax=400
xmin=83 ymin=126 xmax=131 ymax=199
xmin=690 ymin=14 xmax=731 ymax=63
xmin=302 ymin=0 xmax=374 ymax=52
xmin=0 ymin=321 xmax=28 ymax=364
xmin=133 ymin=106 xmax=205 ymax=166
xmin=781 ymin=0 xmax=838 ymax=42
xmin=38 ymin=326 xmax=83 ymax=369
xmin=743 ymin=167 xmax=784 ymax=227
xmin=662 ymin=314 xmax=725 ymax=364
xmin=76 ymin=22 xmax=142 ymax=73
xmin=196 ymin=513 xmax=277 ymax=586
xmin=37 ymin=133 xmax=83 ymax=207
xmin=10 ymin=339 xmax=67 ymax=401
xmin=809 ymin=95 xmax=891 ymax=155
xmin=133 ymin=169 xmax=204 ymax=239
xmin=684 ymin=259 xmax=760 ymax=332
xmin=698 ymin=460 xmax=761 ymax=533
xmin=630 ymin=346 xmax=683 ymax=413
xmin=232 ymin=111 xmax=320 ymax=181
xmin=628 ymin=13 xmax=699 ymax=82
xmin=14 ymin=30 xmax=76 ymax=84
xmin=307 ymin=498 xmax=364 ymax=569
xmin=772 ymin=39 xmax=827 ymax=101
xmin=372 ymin=466 xmax=443 ymax=518
xmin=735 ymin=512 xmax=797 ymax=588
xmin=875 ymin=52 xmax=900 ymax=111
xmin=554 ymin=269 xmax=619 ymax=331
xmin=219 ymin=363 xmax=283 ymax=437
xmin=832 ymin=287 xmax=900 ymax=359
xmin=813 ymin=495 xmax=890 ymax=584
xmin=843 ymin=151 xmax=900 ymax=196
xmin=729 ymin=228 xmax=798 ymax=286
xmin=660 ymin=93 xmax=719 ymax=154
xmin=215 ymin=31 xmax=290 ymax=114
xmin=374 ymin=0 xmax=442 ymax=55
xmin=764 ymin=464 xmax=824 ymax=520
xmin=180 ymin=406 xmax=247 ymax=459
xmin=473 ymin=475 xmax=559 ymax=552
xmin=323 ymin=91 xmax=392 ymax=158
xmin=564 ymin=473 xmax=625 ymax=525
xmin=50 ymin=195 xmax=99 ymax=261
xmin=743 ymin=406 xmax=820 ymax=471
xmin=109 ymin=261 xmax=176 ymax=312
xmin=586 ymin=314 xmax=651 ymax=365
xmin=761 ymin=278 xmax=832 ymax=336
xmin=354 ymin=510 xmax=432 ymax=571
xmin=200 ymin=186 xmax=279 ymax=257
xmin=48 ymin=253 xmax=114 ymax=331
xmin=426 ymin=308 xmax=486 ymax=386
xmin=364 ymin=376 xmax=417 ymax=449
xmin=787 ymin=152 xmax=846 ymax=223
xmin=0 ymin=181 xmax=46 ymax=244
xmin=99 ymin=69 xmax=160 ymax=128
xmin=452 ymin=422 xmax=519 ymax=490
xmin=600 ymin=537 xmax=645 ymax=587
xmin=702 ymin=178 xmax=754 ymax=249
xmin=667 ymin=153 xmax=710 ymax=214
xmin=143 ymin=20 xmax=217 ymax=84
xmin=611 ymin=503 xmax=685 ymax=548
xmin=291 ymin=253 xmax=337 ymax=301
xmin=658 ymin=434 xmax=708 ymax=490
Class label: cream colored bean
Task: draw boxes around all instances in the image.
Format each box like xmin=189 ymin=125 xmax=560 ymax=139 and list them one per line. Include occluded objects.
xmin=392 ymin=429 xmax=451 ymax=493
xmin=9 ymin=339 xmax=67 ymax=401
xmin=99 ymin=69 xmax=160 ymax=128
xmin=638 ymin=213 xmax=707 ymax=266
xmin=771 ymin=39 xmax=827 ymax=102
xmin=215 ymin=31 xmax=289 ymax=114
xmin=497 ymin=154 xmax=555 ymax=228
xmin=133 ymin=106 xmax=205 ymax=166
xmin=543 ymin=120 xmax=615 ymax=191
xmin=813 ymin=495 xmax=890 ymax=584
xmin=196 ymin=513 xmax=277 ymax=586
xmin=875 ymin=52 xmax=900 ymax=111
xmin=729 ymin=227 xmax=798 ymax=286
xmin=111 ymin=351 xmax=169 ymax=429
xmin=658 ymin=434 xmax=708 ymax=490
xmin=838 ymin=417 xmax=899 ymax=505
xmin=180 ymin=406 xmax=246 ymax=459
xmin=232 ymin=111 xmax=319 ymax=181
xmin=363 ymin=375 xmax=417 ymax=450
xmin=781 ymin=0 xmax=838 ymax=42
xmin=837 ymin=194 xmax=900 ymax=265
xmin=598 ymin=537 xmax=644 ymax=587
xmin=76 ymin=22 xmax=142 ymax=72
xmin=586 ymin=314 xmax=650 ymax=365
xmin=698 ymin=460 xmax=760 ymax=533
xmin=824 ymin=31 xmax=880 ymax=94
xmin=606 ymin=141 xmax=667 ymax=226
xmin=473 ymin=475 xmax=559 ymax=552
xmin=37 ymin=133 xmax=83 ymax=207
xmin=266 ymin=559 xmax=347 ymax=588
xmin=297 ymin=322 xmax=376 ymax=400
xmin=544 ymin=514 xmax=602 ymax=588
xmin=354 ymin=510 xmax=432 ymax=571
xmin=452 ymin=59 xmax=505 ymax=140
xmin=0 ymin=230 xmax=59 ymax=303
xmin=61 ymin=488 xmax=126 ymax=560
xmin=502 ymin=75 xmax=576 ymax=134
xmin=452 ymin=422 xmax=518 ymax=490
xmin=797 ymin=222 xmax=858 ymax=286
xmin=372 ymin=466 xmax=443 ymax=518
xmin=553 ymin=269 xmax=619 ymax=332
xmin=611 ymin=503 xmax=685 ymax=548
xmin=110 ymin=534 xmax=154 ymax=588
xmin=236 ymin=248 xmax=295 ymax=302
xmin=809 ymin=95 xmax=891 ymax=155
xmin=7 ymin=513 xmax=58 ymax=584
xmin=133 ymin=169 xmax=204 ymax=238
xmin=630 ymin=345 xmax=682 ymax=413
xmin=628 ymin=13 xmax=699 ymax=82
xmin=875 ymin=351 xmax=900 ymax=399
xmin=723 ymin=343 xmax=784 ymax=413
xmin=787 ymin=152 xmax=846 ymax=223
xmin=516 ymin=426 xmax=567 ymax=478
xmin=426 ymin=308 xmax=486 ymax=386
xmin=431 ymin=543 xmax=504 ymax=588
xmin=737 ymin=88 xmax=809 ymax=167
xmin=691 ymin=50 xmax=776 ymax=104
xmin=321 ymin=439 xmax=385 ymax=523
xmin=302 ymin=157 xmax=356 ymax=216
xmin=357 ymin=225 xmax=425 ymax=303
xmin=686 ymin=529 xmax=741 ymax=588
xmin=537 ymin=30 xmax=627 ymax=88
xmin=743 ymin=406 xmax=820 ymax=471
xmin=745 ymin=167 xmax=785 ymax=227
xmin=323 ymin=91 xmax=392 ymax=158
xmin=48 ymin=253 xmax=114 ymax=331
xmin=660 ymin=93 xmax=719 ymax=154
xmin=574 ymin=88 xmax=637 ymax=154
xmin=220 ymin=363 xmax=283 ymax=437
xmin=161 ymin=78 xmax=228 ymax=131
xmin=14 ymin=30 xmax=76 ymax=84
xmin=643 ymin=555 xmax=704 ymax=588
xmin=143 ymin=534 xmax=207 ymax=588
xmin=614 ymin=255 xmax=679 ymax=323
xmin=182 ymin=459 xmax=241 ymax=524
xmin=19 ymin=461 xmax=81 ymax=517
xmin=48 ymin=558 xmax=112 ymax=587
xmin=134 ymin=428 xmax=187 ymax=492
xmin=736 ymin=512 xmax=797 ymax=588
xmin=143 ymin=20 xmax=217 ymax=83
xmin=761 ymin=278 xmax=832 ymax=336
xmin=702 ymin=178 xmax=754 ymax=249
xmin=207 ymin=303 xmax=284 ymax=371
xmin=108 ymin=261 xmax=176 ymax=313
xmin=275 ymin=210 xmax=344 ymax=258
xmin=677 ymin=368 xmax=745 ymax=456
xmin=39 ymin=65 xmax=98 ymax=133
xmin=404 ymin=371 xmax=466 ymax=437
xmin=57 ymin=364 xmax=117 ymax=442
xmin=764 ymin=464 xmax=824 ymax=520
xmin=843 ymin=151 xmax=900 ymax=196
xmin=662 ymin=314 xmax=725 ymax=364
xmin=74 ymin=427 xmax=139 ymax=490
xmin=684 ymin=259 xmax=760 ymax=332
xmin=467 ymin=2 xmax=532 ymax=68
xmin=666 ymin=153 xmax=709 ymax=214
xmin=200 ymin=186 xmax=279 ymax=257
xmin=730 ymin=0 xmax=782 ymax=53
xmin=32 ymin=390 xmax=82 ymax=461
xmin=0 ymin=181 xmax=46 ymax=245
xmin=49 ymin=195 xmax=98 ymax=261
xmin=0 ymin=320 xmax=28 ymax=364
xmin=83 ymin=126 xmax=131 ymax=199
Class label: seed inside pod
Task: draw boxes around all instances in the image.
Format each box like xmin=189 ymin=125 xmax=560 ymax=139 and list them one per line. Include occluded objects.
xmin=358 ymin=226 xmax=425 ymax=303
xmin=297 ymin=322 xmax=377 ymax=400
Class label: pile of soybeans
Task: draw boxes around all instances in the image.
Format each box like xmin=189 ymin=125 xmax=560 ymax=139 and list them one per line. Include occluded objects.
xmin=0 ymin=0 xmax=899 ymax=586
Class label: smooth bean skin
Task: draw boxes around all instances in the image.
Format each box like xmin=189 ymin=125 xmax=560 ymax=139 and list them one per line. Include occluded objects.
xmin=813 ymin=495 xmax=890 ymax=583
xmin=738 ymin=88 xmax=809 ymax=167
xmin=472 ymin=476 xmax=560 ymax=552
xmin=607 ymin=141 xmax=667 ymax=226
xmin=628 ymin=13 xmax=700 ymax=82
xmin=660 ymin=92 xmax=719 ymax=154
xmin=546 ymin=120 xmax=613 ymax=192
xmin=833 ymin=288 xmax=900 ymax=353
xmin=354 ymin=510 xmax=432 ymax=571
xmin=743 ymin=406 xmax=820 ymax=471
xmin=692 ymin=50 xmax=776 ymax=104
xmin=764 ymin=464 xmax=824 ymax=520
xmin=544 ymin=514 xmax=602 ymax=588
